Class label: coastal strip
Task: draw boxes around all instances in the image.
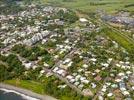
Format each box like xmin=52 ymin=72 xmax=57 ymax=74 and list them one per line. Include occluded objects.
xmin=0 ymin=88 xmax=39 ymax=100
xmin=0 ymin=83 xmax=57 ymax=100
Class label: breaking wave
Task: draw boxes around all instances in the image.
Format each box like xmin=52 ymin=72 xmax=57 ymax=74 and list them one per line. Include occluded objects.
xmin=0 ymin=88 xmax=40 ymax=100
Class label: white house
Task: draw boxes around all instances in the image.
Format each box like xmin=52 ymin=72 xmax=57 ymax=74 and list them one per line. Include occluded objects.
xmin=79 ymin=18 xmax=88 ymax=23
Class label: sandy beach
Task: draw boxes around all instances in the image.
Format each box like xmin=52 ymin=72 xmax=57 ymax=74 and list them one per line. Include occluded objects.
xmin=0 ymin=83 xmax=57 ymax=100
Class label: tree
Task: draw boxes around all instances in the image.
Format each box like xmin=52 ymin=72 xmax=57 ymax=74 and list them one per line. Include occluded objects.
xmin=28 ymin=53 xmax=38 ymax=61
xmin=0 ymin=64 xmax=9 ymax=81
xmin=6 ymin=54 xmax=25 ymax=77
xmin=56 ymin=10 xmax=78 ymax=24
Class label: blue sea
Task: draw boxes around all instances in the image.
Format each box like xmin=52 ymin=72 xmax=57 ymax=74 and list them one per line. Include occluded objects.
xmin=0 ymin=88 xmax=39 ymax=100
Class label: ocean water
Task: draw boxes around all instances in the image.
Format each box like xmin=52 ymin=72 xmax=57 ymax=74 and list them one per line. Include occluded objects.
xmin=0 ymin=88 xmax=39 ymax=100
xmin=0 ymin=90 xmax=25 ymax=100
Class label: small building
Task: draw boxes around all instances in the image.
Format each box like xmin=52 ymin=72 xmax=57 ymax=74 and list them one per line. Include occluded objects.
xmin=95 ymin=75 xmax=102 ymax=81
xmin=79 ymin=18 xmax=88 ymax=23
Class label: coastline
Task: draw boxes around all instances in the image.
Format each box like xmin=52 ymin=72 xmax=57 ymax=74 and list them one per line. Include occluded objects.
xmin=0 ymin=83 xmax=57 ymax=100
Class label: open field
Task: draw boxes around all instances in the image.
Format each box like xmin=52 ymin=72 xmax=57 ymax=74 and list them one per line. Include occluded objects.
xmin=4 ymin=80 xmax=45 ymax=94
xmin=102 ymin=28 xmax=134 ymax=53
xmin=42 ymin=0 xmax=134 ymax=13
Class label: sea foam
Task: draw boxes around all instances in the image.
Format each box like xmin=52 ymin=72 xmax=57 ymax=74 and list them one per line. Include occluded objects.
xmin=0 ymin=88 xmax=40 ymax=100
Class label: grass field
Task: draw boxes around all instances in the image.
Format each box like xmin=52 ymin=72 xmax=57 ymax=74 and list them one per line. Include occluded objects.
xmin=102 ymin=28 xmax=134 ymax=53
xmin=4 ymin=79 xmax=44 ymax=94
xmin=41 ymin=0 xmax=134 ymax=13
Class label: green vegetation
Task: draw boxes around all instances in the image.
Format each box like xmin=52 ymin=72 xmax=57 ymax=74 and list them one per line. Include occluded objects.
xmin=42 ymin=0 xmax=134 ymax=13
xmin=0 ymin=63 xmax=9 ymax=81
xmin=0 ymin=0 xmax=25 ymax=15
xmin=12 ymin=44 xmax=49 ymax=61
xmin=0 ymin=1 xmax=134 ymax=99
xmin=0 ymin=52 xmax=90 ymax=99
xmin=102 ymin=28 xmax=134 ymax=60
xmin=0 ymin=42 xmax=4 ymax=48
xmin=4 ymin=77 xmax=91 ymax=100
xmin=56 ymin=9 xmax=79 ymax=23
xmin=0 ymin=54 xmax=25 ymax=81
xmin=4 ymin=79 xmax=45 ymax=94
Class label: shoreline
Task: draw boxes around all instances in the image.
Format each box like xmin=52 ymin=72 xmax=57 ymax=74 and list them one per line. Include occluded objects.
xmin=0 ymin=83 xmax=57 ymax=100
xmin=0 ymin=88 xmax=39 ymax=100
